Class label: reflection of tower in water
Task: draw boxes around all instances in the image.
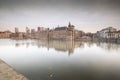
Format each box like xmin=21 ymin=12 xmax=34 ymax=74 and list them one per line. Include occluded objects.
xmin=36 ymin=40 xmax=75 ymax=55
xmin=68 ymin=40 xmax=74 ymax=55
xmin=15 ymin=43 xmax=20 ymax=47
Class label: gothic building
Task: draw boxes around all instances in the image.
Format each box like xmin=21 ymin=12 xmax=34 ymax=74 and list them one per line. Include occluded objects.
xmin=67 ymin=22 xmax=75 ymax=31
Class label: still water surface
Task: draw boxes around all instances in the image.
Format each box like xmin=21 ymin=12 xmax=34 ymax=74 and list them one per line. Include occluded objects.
xmin=0 ymin=39 xmax=120 ymax=80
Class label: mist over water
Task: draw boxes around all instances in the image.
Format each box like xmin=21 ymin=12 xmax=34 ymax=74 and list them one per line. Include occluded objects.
xmin=0 ymin=39 xmax=120 ymax=80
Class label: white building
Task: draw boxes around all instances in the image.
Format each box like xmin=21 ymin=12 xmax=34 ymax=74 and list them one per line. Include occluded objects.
xmin=97 ymin=27 xmax=117 ymax=39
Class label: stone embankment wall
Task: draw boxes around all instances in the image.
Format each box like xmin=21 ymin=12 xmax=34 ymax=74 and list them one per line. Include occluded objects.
xmin=0 ymin=59 xmax=28 ymax=80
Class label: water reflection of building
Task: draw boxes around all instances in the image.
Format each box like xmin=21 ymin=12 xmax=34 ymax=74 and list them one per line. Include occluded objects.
xmin=36 ymin=40 xmax=75 ymax=55
xmin=36 ymin=40 xmax=85 ymax=55
xmin=96 ymin=42 xmax=120 ymax=51
xmin=15 ymin=41 xmax=31 ymax=48
xmin=14 ymin=40 xmax=84 ymax=55
xmin=14 ymin=40 xmax=120 ymax=54
xmin=15 ymin=43 xmax=20 ymax=47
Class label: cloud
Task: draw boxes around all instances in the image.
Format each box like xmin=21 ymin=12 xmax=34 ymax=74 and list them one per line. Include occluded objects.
xmin=0 ymin=0 xmax=120 ymax=32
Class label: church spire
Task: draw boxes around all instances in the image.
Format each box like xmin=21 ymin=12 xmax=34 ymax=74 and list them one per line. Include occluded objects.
xmin=68 ymin=22 xmax=71 ymax=27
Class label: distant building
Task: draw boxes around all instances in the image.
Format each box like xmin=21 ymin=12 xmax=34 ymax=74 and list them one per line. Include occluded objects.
xmin=37 ymin=27 xmax=41 ymax=32
xmin=26 ymin=27 xmax=30 ymax=34
xmin=0 ymin=31 xmax=12 ymax=38
xmin=31 ymin=29 xmax=35 ymax=34
xmin=48 ymin=22 xmax=75 ymax=40
xmin=106 ymin=30 xmax=120 ymax=39
xmin=11 ymin=32 xmax=25 ymax=39
xmin=97 ymin=27 xmax=117 ymax=39
xmin=30 ymin=29 xmax=36 ymax=39
xmin=85 ymin=32 xmax=93 ymax=37
xmin=118 ymin=30 xmax=120 ymax=38
xmin=67 ymin=22 xmax=75 ymax=31
xmin=15 ymin=27 xmax=19 ymax=33
xmin=25 ymin=27 xmax=31 ymax=38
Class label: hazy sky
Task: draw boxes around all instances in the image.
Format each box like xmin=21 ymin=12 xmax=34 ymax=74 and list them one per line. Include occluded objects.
xmin=0 ymin=0 xmax=120 ymax=32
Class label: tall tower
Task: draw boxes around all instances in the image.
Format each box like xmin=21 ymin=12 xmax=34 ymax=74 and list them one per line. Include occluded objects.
xmin=38 ymin=27 xmax=41 ymax=32
xmin=67 ymin=22 xmax=75 ymax=41
xmin=15 ymin=27 xmax=19 ymax=33
xmin=26 ymin=27 xmax=30 ymax=34
xmin=68 ymin=22 xmax=75 ymax=31
xmin=68 ymin=22 xmax=71 ymax=27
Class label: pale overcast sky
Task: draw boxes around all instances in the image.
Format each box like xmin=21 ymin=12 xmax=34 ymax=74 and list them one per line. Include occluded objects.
xmin=0 ymin=0 xmax=120 ymax=32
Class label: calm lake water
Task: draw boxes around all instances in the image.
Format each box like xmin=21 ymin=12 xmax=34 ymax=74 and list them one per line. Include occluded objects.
xmin=0 ymin=39 xmax=120 ymax=80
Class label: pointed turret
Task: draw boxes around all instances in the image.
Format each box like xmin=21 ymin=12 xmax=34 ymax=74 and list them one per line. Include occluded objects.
xmin=68 ymin=22 xmax=71 ymax=27
xmin=67 ymin=22 xmax=75 ymax=31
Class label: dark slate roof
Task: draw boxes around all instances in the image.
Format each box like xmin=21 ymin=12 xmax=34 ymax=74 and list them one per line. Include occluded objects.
xmin=55 ymin=26 xmax=67 ymax=30
xmin=118 ymin=30 xmax=120 ymax=32
xmin=4 ymin=30 xmax=11 ymax=33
